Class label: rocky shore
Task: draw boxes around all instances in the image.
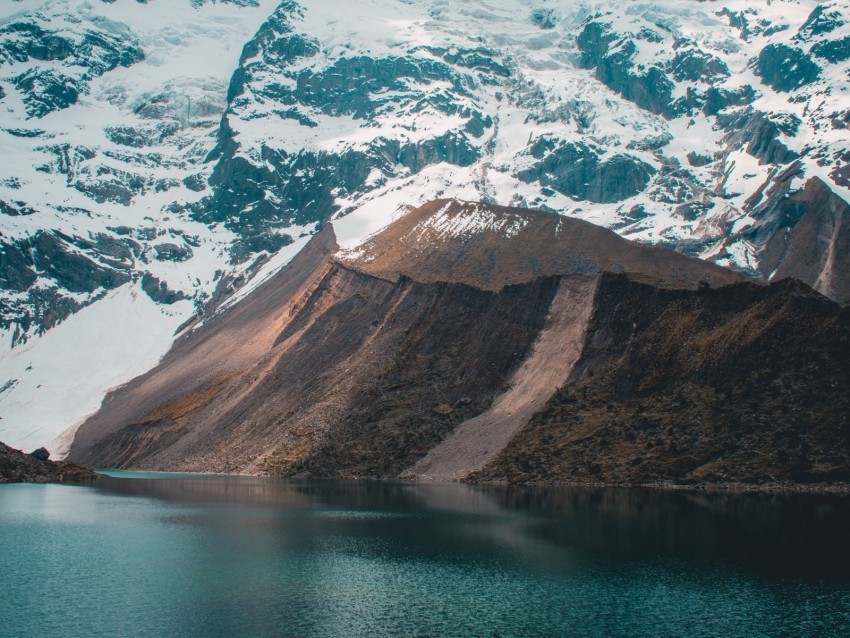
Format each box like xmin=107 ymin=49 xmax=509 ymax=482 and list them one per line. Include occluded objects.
xmin=0 ymin=441 xmax=99 ymax=483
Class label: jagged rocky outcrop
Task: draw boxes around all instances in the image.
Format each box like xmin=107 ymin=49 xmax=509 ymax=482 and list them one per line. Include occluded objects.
xmin=0 ymin=16 xmax=144 ymax=118
xmin=68 ymin=200 xmax=849 ymax=488
xmin=0 ymin=441 xmax=98 ymax=483
xmin=197 ymin=2 xmax=490 ymax=257
xmin=720 ymin=168 xmax=850 ymax=305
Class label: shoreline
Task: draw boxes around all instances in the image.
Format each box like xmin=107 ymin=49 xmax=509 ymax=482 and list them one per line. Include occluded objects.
xmin=74 ymin=467 xmax=850 ymax=496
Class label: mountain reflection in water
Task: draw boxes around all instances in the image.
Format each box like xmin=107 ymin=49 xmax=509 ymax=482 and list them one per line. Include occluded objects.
xmin=97 ymin=475 xmax=850 ymax=581
xmin=1 ymin=476 xmax=848 ymax=638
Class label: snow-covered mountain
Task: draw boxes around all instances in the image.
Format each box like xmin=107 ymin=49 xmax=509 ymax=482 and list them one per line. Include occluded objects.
xmin=1 ymin=0 xmax=849 ymax=452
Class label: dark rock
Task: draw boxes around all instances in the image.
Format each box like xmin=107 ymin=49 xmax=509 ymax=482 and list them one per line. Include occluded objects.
xmin=153 ymin=243 xmax=192 ymax=262
xmin=154 ymin=178 xmax=180 ymax=193
xmin=650 ymin=169 xmax=697 ymax=205
xmin=141 ymin=273 xmax=189 ymax=305
xmin=30 ymin=231 xmax=131 ymax=293
xmin=687 ymin=152 xmax=713 ymax=167
xmin=756 ymin=44 xmax=820 ymax=92
xmin=0 ymin=18 xmax=143 ymax=117
xmin=718 ymin=109 xmax=800 ymax=166
xmin=105 ymin=122 xmax=180 ymax=148
xmin=0 ymin=241 xmax=37 ymax=292
xmin=576 ymin=21 xmax=618 ymax=69
xmin=0 ymin=227 xmax=133 ymax=336
xmin=1 ymin=440 xmax=97 ymax=483
xmin=73 ymin=166 xmax=146 ymax=206
xmin=577 ymin=23 xmax=682 ymax=118
xmin=0 ymin=22 xmax=74 ymax=63
xmin=441 ymin=48 xmax=510 ymax=78
xmin=598 ymin=44 xmax=677 ymax=117
xmin=797 ymin=4 xmax=845 ymax=39
xmin=718 ymin=8 xmax=789 ymax=41
xmin=0 ymin=200 xmax=36 ymax=216
xmin=0 ymin=286 xmax=78 ymax=341
xmin=669 ymin=47 xmax=729 ymax=84
xmin=701 ymin=85 xmax=756 ymax=116
xmin=811 ymin=36 xmax=850 ymax=64
xmin=675 ymin=201 xmax=713 ymax=222
xmin=14 ymin=69 xmax=83 ymax=118
xmin=3 ymin=128 xmax=44 ymax=138
xmin=230 ymin=233 xmax=293 ymax=264
xmin=182 ymin=173 xmax=206 ymax=192
xmin=517 ymin=138 xmax=654 ymax=203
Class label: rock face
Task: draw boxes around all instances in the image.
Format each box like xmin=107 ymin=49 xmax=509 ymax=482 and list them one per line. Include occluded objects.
xmin=0 ymin=441 xmax=98 ymax=483
xmin=68 ymin=200 xmax=850 ymax=487
xmin=755 ymin=177 xmax=850 ymax=305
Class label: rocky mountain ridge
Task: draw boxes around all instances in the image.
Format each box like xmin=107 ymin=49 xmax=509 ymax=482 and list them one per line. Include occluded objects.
xmin=67 ymin=200 xmax=850 ymax=487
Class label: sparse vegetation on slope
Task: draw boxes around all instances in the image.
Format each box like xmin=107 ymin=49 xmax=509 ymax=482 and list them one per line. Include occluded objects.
xmin=474 ymin=276 xmax=850 ymax=486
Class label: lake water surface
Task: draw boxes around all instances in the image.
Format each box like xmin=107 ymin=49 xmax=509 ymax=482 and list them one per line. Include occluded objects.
xmin=1 ymin=475 xmax=849 ymax=637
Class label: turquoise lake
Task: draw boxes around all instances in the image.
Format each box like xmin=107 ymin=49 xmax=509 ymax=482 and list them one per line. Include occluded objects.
xmin=1 ymin=475 xmax=848 ymax=637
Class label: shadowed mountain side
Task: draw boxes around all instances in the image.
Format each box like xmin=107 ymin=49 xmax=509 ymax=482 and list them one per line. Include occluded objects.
xmin=403 ymin=276 xmax=598 ymax=481
xmin=340 ymin=199 xmax=748 ymax=291
xmin=473 ymin=275 xmax=850 ymax=486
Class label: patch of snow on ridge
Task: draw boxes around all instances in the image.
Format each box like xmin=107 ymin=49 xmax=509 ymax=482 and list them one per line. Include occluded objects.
xmin=0 ymin=283 xmax=194 ymax=455
xmin=332 ymin=163 xmax=486 ymax=253
xmin=421 ymin=202 xmax=530 ymax=239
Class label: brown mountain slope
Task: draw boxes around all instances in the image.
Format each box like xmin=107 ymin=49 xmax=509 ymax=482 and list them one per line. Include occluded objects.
xmin=473 ymin=275 xmax=850 ymax=486
xmin=69 ymin=200 xmax=742 ymax=475
xmin=68 ymin=224 xmax=341 ymax=470
xmin=67 ymin=200 xmax=849 ymax=487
